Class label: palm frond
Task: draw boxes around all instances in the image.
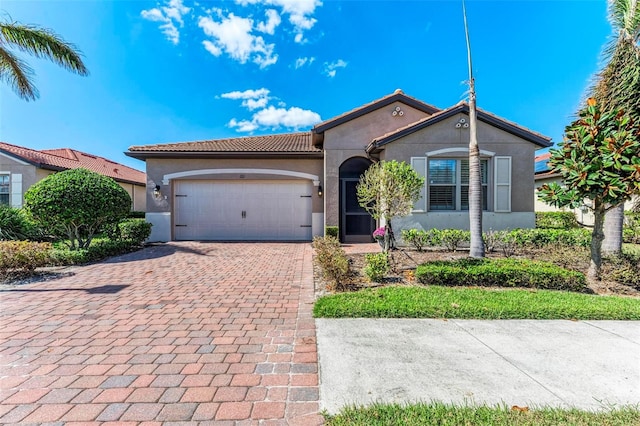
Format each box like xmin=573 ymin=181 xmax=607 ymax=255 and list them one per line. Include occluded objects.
xmin=609 ymin=0 xmax=640 ymax=42
xmin=0 ymin=22 xmax=88 ymax=76
xmin=0 ymin=46 xmax=38 ymax=100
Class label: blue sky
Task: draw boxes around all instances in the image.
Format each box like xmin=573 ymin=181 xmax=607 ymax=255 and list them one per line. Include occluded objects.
xmin=0 ymin=0 xmax=611 ymax=171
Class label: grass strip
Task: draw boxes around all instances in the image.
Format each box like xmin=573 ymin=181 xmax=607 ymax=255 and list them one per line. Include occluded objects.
xmin=323 ymin=402 xmax=640 ymax=426
xmin=313 ymin=285 xmax=640 ymax=320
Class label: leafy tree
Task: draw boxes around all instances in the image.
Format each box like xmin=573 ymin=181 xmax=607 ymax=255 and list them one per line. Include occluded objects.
xmin=462 ymin=0 xmax=484 ymax=258
xmin=357 ymin=160 xmax=425 ymax=253
xmin=0 ymin=18 xmax=88 ymax=100
xmin=589 ymin=0 xmax=640 ymax=254
xmin=24 ymin=168 xmax=131 ymax=249
xmin=538 ymin=99 xmax=640 ymax=280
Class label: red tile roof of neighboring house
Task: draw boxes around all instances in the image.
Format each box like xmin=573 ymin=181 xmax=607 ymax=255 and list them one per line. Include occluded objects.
xmin=127 ymin=132 xmax=321 ymax=158
xmin=0 ymin=142 xmax=146 ymax=185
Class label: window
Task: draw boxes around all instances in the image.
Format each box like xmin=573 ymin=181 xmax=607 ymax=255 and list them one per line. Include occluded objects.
xmin=428 ymin=159 xmax=487 ymax=211
xmin=0 ymin=175 xmax=9 ymax=205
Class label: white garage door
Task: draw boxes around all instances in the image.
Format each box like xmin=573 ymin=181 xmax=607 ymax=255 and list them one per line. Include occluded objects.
xmin=174 ymin=180 xmax=313 ymax=241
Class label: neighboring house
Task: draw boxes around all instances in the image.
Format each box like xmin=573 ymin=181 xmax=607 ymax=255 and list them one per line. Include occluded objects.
xmin=127 ymin=90 xmax=551 ymax=243
xmin=0 ymin=142 xmax=146 ymax=211
xmin=534 ymin=152 xmax=636 ymax=226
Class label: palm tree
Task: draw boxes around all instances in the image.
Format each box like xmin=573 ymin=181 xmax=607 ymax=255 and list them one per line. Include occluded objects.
xmin=0 ymin=18 xmax=88 ymax=101
xmin=463 ymin=0 xmax=484 ymax=258
xmin=591 ymin=0 xmax=640 ymax=254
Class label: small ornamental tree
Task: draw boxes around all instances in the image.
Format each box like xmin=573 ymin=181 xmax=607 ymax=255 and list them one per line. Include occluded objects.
xmin=538 ymin=99 xmax=640 ymax=280
xmin=24 ymin=168 xmax=131 ymax=249
xmin=356 ymin=160 xmax=425 ymax=252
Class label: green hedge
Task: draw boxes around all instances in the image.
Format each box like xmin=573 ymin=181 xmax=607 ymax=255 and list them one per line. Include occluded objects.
xmin=535 ymin=211 xmax=580 ymax=229
xmin=416 ymin=258 xmax=586 ymax=292
xmin=49 ymin=239 xmax=140 ymax=266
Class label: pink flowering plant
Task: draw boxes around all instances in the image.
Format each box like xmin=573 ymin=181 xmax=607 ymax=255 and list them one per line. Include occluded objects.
xmin=373 ymin=227 xmax=386 ymax=240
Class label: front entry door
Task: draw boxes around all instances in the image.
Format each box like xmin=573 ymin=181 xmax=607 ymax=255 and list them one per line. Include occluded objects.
xmin=340 ymin=178 xmax=375 ymax=243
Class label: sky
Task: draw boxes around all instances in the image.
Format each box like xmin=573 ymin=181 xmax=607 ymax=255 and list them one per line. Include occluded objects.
xmin=0 ymin=0 xmax=613 ymax=172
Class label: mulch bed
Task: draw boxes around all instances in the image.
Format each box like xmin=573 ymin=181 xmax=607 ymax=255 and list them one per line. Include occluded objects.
xmin=314 ymin=244 xmax=640 ymax=298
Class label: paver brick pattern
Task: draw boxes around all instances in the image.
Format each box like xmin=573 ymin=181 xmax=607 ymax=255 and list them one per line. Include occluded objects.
xmin=0 ymin=242 xmax=322 ymax=425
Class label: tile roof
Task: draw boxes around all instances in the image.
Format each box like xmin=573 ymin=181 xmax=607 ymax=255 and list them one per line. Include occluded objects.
xmin=0 ymin=142 xmax=146 ymax=185
xmin=367 ymin=101 xmax=553 ymax=151
xmin=127 ymin=132 xmax=321 ymax=154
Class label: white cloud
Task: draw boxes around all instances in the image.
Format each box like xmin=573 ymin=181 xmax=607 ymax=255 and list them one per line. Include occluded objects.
xmin=294 ymin=56 xmax=315 ymax=69
xmin=220 ymin=88 xmax=270 ymax=110
xmin=141 ymin=0 xmax=191 ymax=45
xmin=251 ymin=105 xmax=321 ymax=129
xmin=222 ymin=88 xmax=321 ymax=132
xmin=256 ymin=9 xmax=281 ymax=35
xmin=198 ymin=11 xmax=278 ymax=68
xmin=235 ymin=0 xmax=321 ymax=43
xmin=324 ymin=59 xmax=347 ymax=78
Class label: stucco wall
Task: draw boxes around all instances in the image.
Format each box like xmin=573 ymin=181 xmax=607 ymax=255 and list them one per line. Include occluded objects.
xmin=117 ymin=182 xmax=146 ymax=212
xmin=323 ymin=101 xmax=432 ymax=227
xmin=380 ymin=113 xmax=537 ymax=212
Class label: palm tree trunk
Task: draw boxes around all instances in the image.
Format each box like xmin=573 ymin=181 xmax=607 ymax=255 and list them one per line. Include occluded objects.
xmin=602 ymin=204 xmax=624 ymax=255
xmin=463 ymin=0 xmax=484 ymax=258
xmin=589 ymin=200 xmax=606 ymax=281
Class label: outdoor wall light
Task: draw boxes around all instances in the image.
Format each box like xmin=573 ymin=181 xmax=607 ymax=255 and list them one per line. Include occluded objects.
xmin=318 ymin=185 xmax=323 ymax=197
xmin=153 ymin=184 xmax=161 ymax=199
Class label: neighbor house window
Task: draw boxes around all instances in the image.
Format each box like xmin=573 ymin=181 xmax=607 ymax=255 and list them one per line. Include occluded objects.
xmin=0 ymin=175 xmax=9 ymax=205
xmin=428 ymin=159 xmax=487 ymax=211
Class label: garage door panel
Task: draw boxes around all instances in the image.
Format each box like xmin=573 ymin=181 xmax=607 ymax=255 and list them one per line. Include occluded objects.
xmin=174 ymin=180 xmax=312 ymax=241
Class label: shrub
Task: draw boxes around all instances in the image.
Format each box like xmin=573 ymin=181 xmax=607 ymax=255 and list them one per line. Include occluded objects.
xmin=624 ymin=212 xmax=640 ymax=244
xmin=325 ymin=226 xmax=339 ymax=238
xmin=0 ymin=205 xmax=34 ymax=240
xmin=313 ymin=236 xmax=350 ymax=290
xmin=415 ymin=258 xmax=587 ymax=292
xmin=106 ymin=219 xmax=152 ymax=245
xmin=24 ymin=168 xmax=132 ymax=249
xmin=401 ymin=229 xmax=431 ymax=252
xmin=434 ymin=229 xmax=470 ymax=252
xmin=536 ymin=211 xmax=580 ymax=229
xmin=0 ymin=241 xmax=52 ymax=278
xmin=604 ymin=251 xmax=640 ymax=290
xmin=49 ymin=239 xmax=138 ymax=265
xmin=363 ymin=252 xmax=390 ymax=282
xmin=127 ymin=211 xmax=146 ymax=219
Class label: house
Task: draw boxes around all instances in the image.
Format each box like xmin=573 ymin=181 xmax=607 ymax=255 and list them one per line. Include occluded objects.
xmin=127 ymin=90 xmax=551 ymax=243
xmin=0 ymin=142 xmax=147 ymax=211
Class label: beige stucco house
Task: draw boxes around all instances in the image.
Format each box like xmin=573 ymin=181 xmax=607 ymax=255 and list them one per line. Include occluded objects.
xmin=127 ymin=90 xmax=551 ymax=243
xmin=0 ymin=143 xmax=147 ymax=211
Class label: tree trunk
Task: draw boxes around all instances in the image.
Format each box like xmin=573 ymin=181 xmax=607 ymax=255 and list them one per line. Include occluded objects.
xmin=463 ymin=1 xmax=484 ymax=259
xmin=588 ymin=200 xmax=606 ymax=281
xmin=602 ymin=204 xmax=624 ymax=255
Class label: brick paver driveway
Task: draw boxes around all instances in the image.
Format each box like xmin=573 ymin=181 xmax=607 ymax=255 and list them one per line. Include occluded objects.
xmin=0 ymin=242 xmax=322 ymax=425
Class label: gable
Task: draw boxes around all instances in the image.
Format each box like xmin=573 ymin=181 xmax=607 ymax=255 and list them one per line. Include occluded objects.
xmin=312 ymin=90 xmax=439 ymax=149
xmin=367 ymin=103 xmax=552 ymax=153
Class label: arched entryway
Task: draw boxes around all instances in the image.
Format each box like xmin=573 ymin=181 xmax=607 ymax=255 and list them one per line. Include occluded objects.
xmin=339 ymin=157 xmax=376 ymax=243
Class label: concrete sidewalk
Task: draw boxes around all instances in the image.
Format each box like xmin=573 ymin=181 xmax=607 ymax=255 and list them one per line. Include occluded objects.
xmin=317 ymin=319 xmax=640 ymax=414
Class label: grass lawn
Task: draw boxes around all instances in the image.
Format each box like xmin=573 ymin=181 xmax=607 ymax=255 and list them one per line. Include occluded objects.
xmin=313 ymin=285 xmax=640 ymax=320
xmin=323 ymin=402 xmax=640 ymax=426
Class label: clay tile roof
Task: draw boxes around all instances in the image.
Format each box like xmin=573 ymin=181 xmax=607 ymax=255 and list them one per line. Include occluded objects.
xmin=0 ymin=142 xmax=146 ymax=185
xmin=127 ymin=132 xmax=320 ymax=154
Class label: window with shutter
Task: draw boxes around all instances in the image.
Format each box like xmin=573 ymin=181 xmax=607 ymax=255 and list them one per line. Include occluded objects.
xmin=0 ymin=175 xmax=9 ymax=205
xmin=427 ymin=159 xmax=488 ymax=211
